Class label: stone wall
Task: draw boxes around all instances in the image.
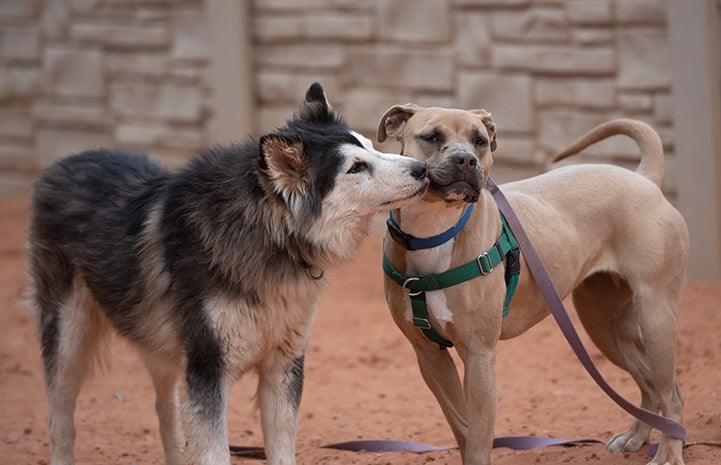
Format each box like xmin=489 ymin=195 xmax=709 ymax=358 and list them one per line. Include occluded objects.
xmin=253 ymin=0 xmax=675 ymax=192
xmin=0 ymin=0 xmax=674 ymax=196
xmin=0 ymin=0 xmax=211 ymax=192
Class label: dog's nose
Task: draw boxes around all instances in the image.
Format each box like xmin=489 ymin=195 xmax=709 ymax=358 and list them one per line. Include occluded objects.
xmin=410 ymin=160 xmax=427 ymax=179
xmin=452 ymin=152 xmax=477 ymax=172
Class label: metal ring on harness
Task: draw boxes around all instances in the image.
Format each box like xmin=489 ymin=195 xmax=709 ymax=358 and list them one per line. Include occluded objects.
xmin=402 ymin=277 xmax=422 ymax=296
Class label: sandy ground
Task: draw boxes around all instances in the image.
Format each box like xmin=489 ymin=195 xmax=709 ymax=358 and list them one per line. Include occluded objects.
xmin=1 ymin=194 xmax=720 ymax=465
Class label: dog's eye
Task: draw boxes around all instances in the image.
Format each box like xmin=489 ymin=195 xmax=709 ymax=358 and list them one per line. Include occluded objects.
xmin=419 ymin=133 xmax=441 ymax=145
xmin=347 ymin=160 xmax=368 ymax=174
xmin=474 ymin=136 xmax=488 ymax=148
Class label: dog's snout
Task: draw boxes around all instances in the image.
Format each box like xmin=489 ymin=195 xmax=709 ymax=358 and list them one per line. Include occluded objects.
xmin=410 ymin=160 xmax=427 ymax=180
xmin=452 ymin=152 xmax=477 ymax=171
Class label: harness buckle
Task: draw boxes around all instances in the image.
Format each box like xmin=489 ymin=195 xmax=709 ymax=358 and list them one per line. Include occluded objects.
xmin=505 ymin=248 xmax=521 ymax=281
xmin=412 ymin=317 xmax=432 ymax=329
xmin=477 ymin=252 xmax=493 ymax=275
xmin=402 ymin=277 xmax=423 ymax=296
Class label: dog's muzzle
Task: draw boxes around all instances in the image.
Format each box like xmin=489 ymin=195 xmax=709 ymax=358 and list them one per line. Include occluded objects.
xmin=428 ymin=149 xmax=483 ymax=203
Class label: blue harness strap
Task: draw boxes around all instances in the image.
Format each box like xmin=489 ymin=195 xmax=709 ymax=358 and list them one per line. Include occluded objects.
xmin=386 ymin=204 xmax=474 ymax=250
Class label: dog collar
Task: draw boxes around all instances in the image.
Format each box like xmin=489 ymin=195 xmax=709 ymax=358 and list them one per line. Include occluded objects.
xmin=387 ymin=203 xmax=474 ymax=250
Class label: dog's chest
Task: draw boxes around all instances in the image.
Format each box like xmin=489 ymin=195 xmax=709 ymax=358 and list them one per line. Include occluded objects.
xmin=205 ymin=277 xmax=324 ymax=376
xmin=405 ymin=242 xmax=455 ymax=324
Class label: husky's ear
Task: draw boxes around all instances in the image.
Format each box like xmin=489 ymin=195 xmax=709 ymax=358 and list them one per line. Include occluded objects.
xmin=471 ymin=109 xmax=497 ymax=152
xmin=377 ymin=103 xmax=420 ymax=143
xmin=305 ymin=82 xmax=330 ymax=107
xmin=259 ymin=135 xmax=309 ymax=196
xmin=298 ymin=82 xmax=337 ymax=123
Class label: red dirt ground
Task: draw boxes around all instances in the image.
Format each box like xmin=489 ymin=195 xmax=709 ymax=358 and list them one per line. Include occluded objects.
xmin=1 ymin=195 xmax=719 ymax=465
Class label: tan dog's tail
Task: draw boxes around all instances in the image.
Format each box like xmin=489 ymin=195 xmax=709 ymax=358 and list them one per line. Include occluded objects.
xmin=553 ymin=119 xmax=664 ymax=188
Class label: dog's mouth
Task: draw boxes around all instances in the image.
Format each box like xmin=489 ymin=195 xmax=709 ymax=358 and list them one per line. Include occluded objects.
xmin=424 ymin=160 xmax=484 ymax=203
xmin=379 ymin=178 xmax=430 ymax=207
xmin=428 ymin=178 xmax=481 ymax=203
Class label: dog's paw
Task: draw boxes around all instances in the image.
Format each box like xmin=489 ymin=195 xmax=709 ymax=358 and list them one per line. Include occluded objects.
xmin=646 ymin=439 xmax=685 ymax=465
xmin=606 ymin=430 xmax=648 ymax=453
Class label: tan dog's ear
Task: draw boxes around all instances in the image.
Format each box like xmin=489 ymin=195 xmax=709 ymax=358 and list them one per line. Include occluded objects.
xmin=471 ymin=109 xmax=497 ymax=152
xmin=377 ymin=103 xmax=421 ymax=143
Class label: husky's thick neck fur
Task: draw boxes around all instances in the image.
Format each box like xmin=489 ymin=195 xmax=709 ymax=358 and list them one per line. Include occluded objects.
xmin=160 ymin=83 xmax=426 ymax=295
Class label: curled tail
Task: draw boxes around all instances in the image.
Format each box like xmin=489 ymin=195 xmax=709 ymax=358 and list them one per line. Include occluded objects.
xmin=553 ymin=119 xmax=664 ymax=188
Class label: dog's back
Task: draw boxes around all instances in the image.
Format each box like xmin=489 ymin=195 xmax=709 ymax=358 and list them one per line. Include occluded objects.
xmin=31 ymin=151 xmax=170 ymax=316
xmin=29 ymin=150 xmax=168 ymax=374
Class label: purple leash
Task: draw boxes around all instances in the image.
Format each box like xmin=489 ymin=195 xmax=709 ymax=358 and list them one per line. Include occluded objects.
xmin=485 ymin=177 xmax=686 ymax=444
xmin=323 ymin=436 xmax=603 ymax=453
xmin=231 ymin=438 xmax=603 ymax=459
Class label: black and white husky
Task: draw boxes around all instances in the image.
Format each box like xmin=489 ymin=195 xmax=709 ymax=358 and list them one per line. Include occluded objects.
xmin=28 ymin=83 xmax=428 ymax=465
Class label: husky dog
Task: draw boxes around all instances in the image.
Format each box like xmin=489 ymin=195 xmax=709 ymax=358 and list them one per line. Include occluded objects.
xmin=29 ymin=83 xmax=428 ymax=465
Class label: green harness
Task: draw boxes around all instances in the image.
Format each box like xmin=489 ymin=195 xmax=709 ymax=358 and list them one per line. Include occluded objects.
xmin=382 ymin=213 xmax=521 ymax=349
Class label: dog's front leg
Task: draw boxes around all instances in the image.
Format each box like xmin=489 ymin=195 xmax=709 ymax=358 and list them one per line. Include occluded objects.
xmin=182 ymin=336 xmax=231 ymax=465
xmin=183 ymin=374 xmax=231 ymax=465
xmin=257 ymin=353 xmax=305 ymax=465
xmin=412 ymin=341 xmax=469 ymax=454
xmin=458 ymin=345 xmax=498 ymax=465
xmin=142 ymin=357 xmax=185 ymax=465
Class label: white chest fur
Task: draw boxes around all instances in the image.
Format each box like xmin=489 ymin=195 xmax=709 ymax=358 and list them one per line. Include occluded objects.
xmin=204 ymin=277 xmax=324 ymax=378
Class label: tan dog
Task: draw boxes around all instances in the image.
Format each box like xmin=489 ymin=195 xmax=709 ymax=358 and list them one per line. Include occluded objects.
xmin=378 ymin=104 xmax=688 ymax=465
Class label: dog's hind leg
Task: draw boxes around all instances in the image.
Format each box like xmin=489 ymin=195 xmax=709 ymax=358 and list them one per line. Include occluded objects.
xmin=573 ymin=274 xmax=655 ymax=449
xmin=34 ymin=271 xmax=110 ymax=465
xmin=622 ymin=284 xmax=684 ymax=465
xmin=573 ymin=273 xmax=685 ymax=465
